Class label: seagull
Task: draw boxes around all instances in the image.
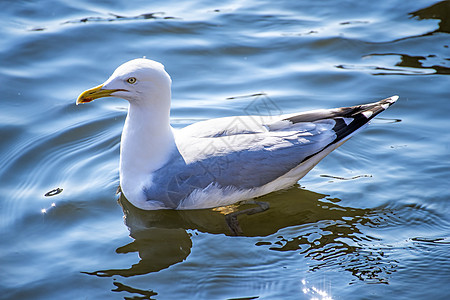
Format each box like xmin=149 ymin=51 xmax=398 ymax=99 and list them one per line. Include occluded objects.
xmin=77 ymin=58 xmax=398 ymax=210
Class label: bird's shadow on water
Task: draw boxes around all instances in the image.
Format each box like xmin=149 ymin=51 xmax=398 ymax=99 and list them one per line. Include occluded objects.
xmin=83 ymin=185 xmax=398 ymax=286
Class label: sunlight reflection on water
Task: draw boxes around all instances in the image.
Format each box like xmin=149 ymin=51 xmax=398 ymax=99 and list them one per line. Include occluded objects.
xmin=302 ymin=279 xmax=333 ymax=300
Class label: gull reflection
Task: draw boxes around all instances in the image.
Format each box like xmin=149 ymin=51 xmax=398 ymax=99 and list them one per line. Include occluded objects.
xmin=84 ymin=186 xmax=398 ymax=284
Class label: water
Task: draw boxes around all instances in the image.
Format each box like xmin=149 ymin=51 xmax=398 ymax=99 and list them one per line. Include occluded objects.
xmin=1 ymin=0 xmax=449 ymax=299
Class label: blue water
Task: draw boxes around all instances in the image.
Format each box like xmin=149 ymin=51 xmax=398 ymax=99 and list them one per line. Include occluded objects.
xmin=1 ymin=0 xmax=449 ymax=299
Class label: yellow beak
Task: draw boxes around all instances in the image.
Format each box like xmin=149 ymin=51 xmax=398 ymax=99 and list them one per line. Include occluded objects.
xmin=76 ymin=84 xmax=124 ymax=105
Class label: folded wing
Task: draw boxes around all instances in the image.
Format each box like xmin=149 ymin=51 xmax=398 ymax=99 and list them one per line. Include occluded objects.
xmin=145 ymin=96 xmax=398 ymax=208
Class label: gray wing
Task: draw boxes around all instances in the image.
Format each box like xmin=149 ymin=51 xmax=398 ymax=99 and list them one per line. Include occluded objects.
xmin=145 ymin=96 xmax=398 ymax=208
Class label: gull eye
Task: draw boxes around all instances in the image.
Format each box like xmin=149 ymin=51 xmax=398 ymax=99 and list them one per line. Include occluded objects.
xmin=126 ymin=77 xmax=137 ymax=84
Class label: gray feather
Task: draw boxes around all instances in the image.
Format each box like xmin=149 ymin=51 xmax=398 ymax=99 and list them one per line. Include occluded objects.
xmin=144 ymin=96 xmax=398 ymax=208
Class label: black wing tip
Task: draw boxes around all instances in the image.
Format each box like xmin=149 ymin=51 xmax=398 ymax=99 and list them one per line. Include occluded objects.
xmin=380 ymin=95 xmax=399 ymax=107
xmin=359 ymin=95 xmax=399 ymax=120
xmin=331 ymin=95 xmax=399 ymax=144
xmin=389 ymin=95 xmax=399 ymax=102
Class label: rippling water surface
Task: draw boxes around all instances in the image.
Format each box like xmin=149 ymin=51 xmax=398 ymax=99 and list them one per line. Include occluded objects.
xmin=1 ymin=0 xmax=449 ymax=299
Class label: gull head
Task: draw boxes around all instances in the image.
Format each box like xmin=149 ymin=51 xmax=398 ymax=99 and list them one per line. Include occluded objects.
xmin=76 ymin=58 xmax=172 ymax=105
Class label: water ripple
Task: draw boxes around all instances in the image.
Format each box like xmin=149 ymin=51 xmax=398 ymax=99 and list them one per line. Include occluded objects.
xmin=2 ymin=0 xmax=450 ymax=299
xmin=0 ymin=109 xmax=122 ymax=229
xmin=254 ymin=197 xmax=449 ymax=285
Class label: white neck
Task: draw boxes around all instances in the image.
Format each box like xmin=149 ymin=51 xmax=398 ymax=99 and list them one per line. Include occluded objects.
xmin=119 ymin=99 xmax=175 ymax=203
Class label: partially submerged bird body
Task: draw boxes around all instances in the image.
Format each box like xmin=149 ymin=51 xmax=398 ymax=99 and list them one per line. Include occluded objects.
xmin=77 ymin=58 xmax=398 ymax=210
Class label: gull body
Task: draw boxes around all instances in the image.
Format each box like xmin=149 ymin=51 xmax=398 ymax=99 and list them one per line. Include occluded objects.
xmin=77 ymin=58 xmax=398 ymax=210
